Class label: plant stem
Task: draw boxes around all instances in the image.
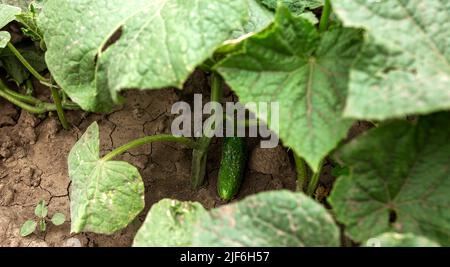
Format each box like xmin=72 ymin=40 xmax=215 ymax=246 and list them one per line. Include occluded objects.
xmin=202 ymin=72 xmax=223 ymax=137
xmin=319 ymin=0 xmax=332 ymax=33
xmin=102 ymin=135 xmax=198 ymax=162
xmin=0 ymin=89 xmax=46 ymax=114
xmin=307 ymin=160 xmax=324 ymax=196
xmin=191 ymin=72 xmax=224 ymax=189
xmin=191 ymin=137 xmax=212 ymax=188
xmin=49 ymin=82 xmax=70 ymax=129
xmin=7 ymin=42 xmax=48 ymax=83
xmin=293 ymin=152 xmax=308 ymax=192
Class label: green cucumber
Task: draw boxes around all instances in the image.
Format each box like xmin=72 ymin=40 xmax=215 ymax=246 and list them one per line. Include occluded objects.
xmin=217 ymin=137 xmax=247 ymax=201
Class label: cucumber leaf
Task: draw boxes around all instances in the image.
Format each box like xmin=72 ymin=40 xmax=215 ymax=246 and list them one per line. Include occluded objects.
xmin=329 ymin=113 xmax=450 ymax=245
xmin=68 ymin=122 xmax=145 ymax=234
xmin=193 ymin=190 xmax=339 ymax=246
xmin=133 ymin=199 xmax=207 ymax=247
xmin=333 ymin=0 xmax=450 ymax=120
xmin=216 ymin=6 xmax=363 ymax=171
xmin=0 ymin=0 xmax=32 ymax=10
xmin=38 ymin=0 xmax=250 ymax=112
xmin=365 ymin=233 xmax=440 ymax=247
xmin=0 ymin=4 xmax=21 ymax=48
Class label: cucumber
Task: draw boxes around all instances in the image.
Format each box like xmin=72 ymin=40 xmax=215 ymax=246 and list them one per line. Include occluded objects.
xmin=217 ymin=137 xmax=247 ymax=201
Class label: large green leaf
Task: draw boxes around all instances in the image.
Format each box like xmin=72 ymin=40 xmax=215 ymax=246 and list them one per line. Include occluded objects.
xmin=333 ymin=0 xmax=450 ymax=120
xmin=38 ymin=0 xmax=251 ymax=112
xmin=365 ymin=233 xmax=440 ymax=247
xmin=193 ymin=190 xmax=339 ymax=246
xmin=133 ymin=199 xmax=207 ymax=247
xmin=216 ymin=6 xmax=363 ymax=171
xmin=234 ymin=0 xmax=274 ymax=38
xmin=329 ymin=113 xmax=450 ymax=245
xmin=0 ymin=4 xmax=21 ymax=48
xmin=0 ymin=31 xmax=10 ymax=48
xmin=68 ymin=122 xmax=145 ymax=234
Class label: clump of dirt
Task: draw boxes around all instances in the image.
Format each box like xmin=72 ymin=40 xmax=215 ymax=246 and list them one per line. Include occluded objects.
xmin=0 ymin=71 xmax=299 ymax=247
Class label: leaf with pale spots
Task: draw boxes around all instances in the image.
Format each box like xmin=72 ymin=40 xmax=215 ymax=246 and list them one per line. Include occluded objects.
xmin=329 ymin=113 xmax=450 ymax=245
xmin=51 ymin=213 xmax=66 ymax=226
xmin=216 ymin=6 xmax=363 ymax=171
xmin=68 ymin=122 xmax=145 ymax=234
xmin=193 ymin=190 xmax=339 ymax=246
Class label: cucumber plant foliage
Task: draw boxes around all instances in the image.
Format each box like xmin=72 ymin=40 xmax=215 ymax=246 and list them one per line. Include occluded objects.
xmin=1 ymin=0 xmax=449 ymax=247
